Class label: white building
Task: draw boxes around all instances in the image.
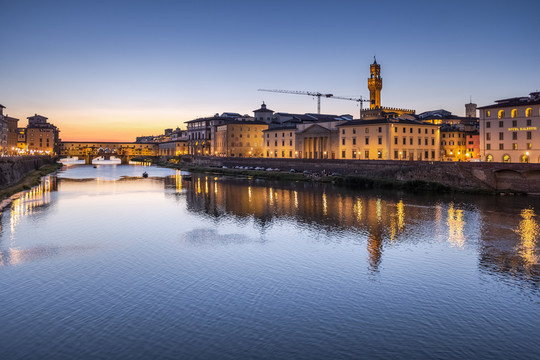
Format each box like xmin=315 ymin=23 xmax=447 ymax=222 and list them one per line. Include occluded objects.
xmin=478 ymin=92 xmax=540 ymax=163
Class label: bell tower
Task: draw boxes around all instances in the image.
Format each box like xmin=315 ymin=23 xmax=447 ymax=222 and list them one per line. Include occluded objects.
xmin=367 ymin=57 xmax=382 ymax=109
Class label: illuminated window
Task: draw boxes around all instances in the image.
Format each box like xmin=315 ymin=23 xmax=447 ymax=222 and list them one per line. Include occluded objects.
xmin=503 ymin=154 xmax=510 ymax=163
xmin=487 ymin=110 xmax=491 ymax=117
xmin=498 ymin=110 xmax=505 ymax=118
xmin=526 ymin=108 xmax=532 ymax=117
xmin=521 ymin=155 xmax=529 ymax=163
xmin=365 ymin=150 xmax=369 ymax=158
xmin=512 ymin=143 xmax=517 ymax=150
xmin=527 ymin=143 xmax=532 ymax=149
xmin=486 ymin=154 xmax=493 ymax=162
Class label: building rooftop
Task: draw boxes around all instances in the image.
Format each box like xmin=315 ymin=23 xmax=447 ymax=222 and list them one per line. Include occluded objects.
xmin=337 ymin=118 xmax=439 ymax=127
xmin=478 ymin=92 xmax=540 ymax=109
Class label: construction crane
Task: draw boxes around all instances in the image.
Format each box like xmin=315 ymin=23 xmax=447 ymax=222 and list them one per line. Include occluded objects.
xmin=258 ymin=89 xmax=333 ymax=114
xmin=331 ymin=95 xmax=370 ymax=118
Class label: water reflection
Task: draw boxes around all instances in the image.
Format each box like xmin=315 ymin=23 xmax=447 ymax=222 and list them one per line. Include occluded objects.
xmin=516 ymin=208 xmax=539 ymax=267
xmin=173 ymin=173 xmax=540 ymax=286
xmin=447 ymin=203 xmax=466 ymax=248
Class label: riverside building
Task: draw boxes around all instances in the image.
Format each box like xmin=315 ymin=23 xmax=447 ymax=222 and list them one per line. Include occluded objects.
xmin=478 ymin=92 xmax=540 ymax=163
xmin=337 ymin=119 xmax=440 ymax=161
xmin=215 ymin=121 xmax=268 ymax=157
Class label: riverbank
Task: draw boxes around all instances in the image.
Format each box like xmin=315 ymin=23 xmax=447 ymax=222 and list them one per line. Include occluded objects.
xmin=0 ymin=163 xmax=62 ymax=211
xmin=155 ymin=160 xmax=499 ymax=195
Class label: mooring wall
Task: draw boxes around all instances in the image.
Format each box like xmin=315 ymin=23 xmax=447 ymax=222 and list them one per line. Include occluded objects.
xmin=0 ymin=157 xmax=55 ymax=188
xmin=189 ymin=157 xmax=540 ymax=194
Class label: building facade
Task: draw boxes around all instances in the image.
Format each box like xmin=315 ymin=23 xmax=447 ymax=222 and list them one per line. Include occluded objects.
xmin=25 ymin=114 xmax=61 ymax=155
xmin=337 ymin=119 xmax=440 ymax=161
xmin=478 ymin=92 xmax=540 ymax=163
xmin=263 ymin=125 xmax=297 ymax=158
xmin=215 ymin=121 xmax=268 ymax=157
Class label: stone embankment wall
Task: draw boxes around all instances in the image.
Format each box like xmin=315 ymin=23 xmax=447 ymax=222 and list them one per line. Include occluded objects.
xmin=0 ymin=157 xmax=55 ymax=188
xmin=190 ymin=157 xmax=540 ymax=194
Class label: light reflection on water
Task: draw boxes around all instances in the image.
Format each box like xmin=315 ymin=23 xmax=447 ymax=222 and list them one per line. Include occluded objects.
xmin=0 ymin=166 xmax=539 ymax=359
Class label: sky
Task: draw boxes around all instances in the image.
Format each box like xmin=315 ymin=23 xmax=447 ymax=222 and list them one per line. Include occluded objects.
xmin=1 ymin=0 xmax=539 ymax=141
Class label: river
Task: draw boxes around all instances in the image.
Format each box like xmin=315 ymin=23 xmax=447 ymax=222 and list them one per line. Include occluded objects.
xmin=0 ymin=164 xmax=539 ymax=359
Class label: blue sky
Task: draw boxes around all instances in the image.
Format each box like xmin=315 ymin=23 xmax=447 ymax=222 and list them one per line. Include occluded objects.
xmin=1 ymin=0 xmax=539 ymax=141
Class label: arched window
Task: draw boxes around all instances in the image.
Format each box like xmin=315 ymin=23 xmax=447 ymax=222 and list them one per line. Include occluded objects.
xmin=526 ymin=108 xmax=532 ymax=117
xmin=498 ymin=110 xmax=505 ymax=118
xmin=486 ymin=154 xmax=494 ymax=162
xmin=521 ymin=155 xmax=529 ymax=163
xmin=511 ymin=109 xmax=518 ymax=118
xmin=503 ymin=154 xmax=511 ymax=163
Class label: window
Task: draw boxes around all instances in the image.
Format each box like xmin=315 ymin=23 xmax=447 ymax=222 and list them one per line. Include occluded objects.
xmin=499 ymin=132 xmax=504 ymax=140
xmin=342 ymin=151 xmax=346 ymax=158
xmin=527 ymin=119 xmax=532 ymax=127
xmin=431 ymin=151 xmax=435 ymax=159
xmin=365 ymin=137 xmax=369 ymax=145
xmin=498 ymin=110 xmax=505 ymax=118
xmin=526 ymin=108 xmax=532 ymax=117
xmin=403 ymin=151 xmax=407 ymax=159
xmin=425 ymin=129 xmax=428 ymax=134
xmin=394 ymin=150 xmax=398 ymax=159
xmin=486 ymin=122 xmax=491 ymax=128
xmin=353 ymin=138 xmax=356 ymax=145
xmin=487 ymin=110 xmax=491 ymax=117
xmin=394 ymin=137 xmax=398 ymax=145
xmin=342 ymin=129 xmax=345 ymax=134
xmin=290 ymin=132 xmax=293 ymax=137
xmin=266 ymin=141 xmax=269 ymax=146
xmin=418 ymin=138 xmax=421 ymax=145
xmin=378 ymin=151 xmax=382 ymax=159
xmin=289 ymin=151 xmax=292 ymax=157
xmin=499 ymin=121 xmax=504 ymax=127
xmin=365 ymin=150 xmax=369 ymax=159
xmin=425 ymin=151 xmax=429 ymax=159
xmin=352 ymin=150 xmax=356 ymax=159
xmin=511 ymin=109 xmax=518 ymax=118
xmin=527 ymin=132 xmax=532 ymax=140
xmin=275 ymin=133 xmax=277 ymax=137
xmin=503 ymin=154 xmax=510 ymax=163
xmin=378 ymin=127 xmax=382 ymax=133
xmin=394 ymin=127 xmax=398 ymax=133
xmin=409 ymin=138 xmax=413 ymax=145
xmin=353 ymin=129 xmax=356 ymax=134
xmin=289 ymin=140 xmax=293 ymax=146
xmin=410 ymin=128 xmax=413 ymax=133
xmin=512 ymin=143 xmax=518 ymax=150
xmin=365 ymin=128 xmax=369 ymax=133
xmin=342 ymin=138 xmax=345 ymax=145
xmin=418 ymin=128 xmax=421 ymax=134
xmin=403 ymin=137 xmax=406 ymax=145
xmin=486 ymin=133 xmax=491 ymax=141
xmin=282 ymin=140 xmax=285 ymax=146
xmin=378 ymin=137 xmax=382 ymax=145
xmin=432 ymin=138 xmax=435 ymax=145
xmin=425 ymin=138 xmax=428 ymax=146
xmin=487 ymin=144 xmax=491 ymax=150
xmin=274 ymin=141 xmax=277 ymax=146
xmin=432 ymin=129 xmax=435 ymax=134
xmin=527 ymin=143 xmax=532 ymax=149
xmin=403 ymin=128 xmax=406 ymax=133
xmin=512 ymin=120 xmax=517 ymax=127
xmin=513 ymin=132 xmax=517 ymax=140
xmin=266 ymin=134 xmax=269 ymax=138
xmin=499 ymin=144 xmax=504 ymax=150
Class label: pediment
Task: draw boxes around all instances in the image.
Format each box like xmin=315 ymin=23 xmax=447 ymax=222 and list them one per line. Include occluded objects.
xmin=297 ymin=124 xmax=333 ymax=135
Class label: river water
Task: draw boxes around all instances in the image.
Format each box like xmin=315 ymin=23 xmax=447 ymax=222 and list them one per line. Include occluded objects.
xmin=0 ymin=164 xmax=538 ymax=359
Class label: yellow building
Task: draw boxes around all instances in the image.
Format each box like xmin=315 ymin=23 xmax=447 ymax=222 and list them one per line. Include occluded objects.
xmin=337 ymin=119 xmax=440 ymax=161
xmin=215 ymin=121 xmax=268 ymax=157
xmin=263 ymin=125 xmax=297 ymax=158
xmin=158 ymin=140 xmax=188 ymax=156
xmin=440 ymin=126 xmax=467 ymax=161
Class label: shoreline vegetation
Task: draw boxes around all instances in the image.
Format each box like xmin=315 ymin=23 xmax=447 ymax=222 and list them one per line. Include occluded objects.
xmin=0 ymin=163 xmax=62 ymax=211
xmin=149 ymin=157 xmax=504 ymax=196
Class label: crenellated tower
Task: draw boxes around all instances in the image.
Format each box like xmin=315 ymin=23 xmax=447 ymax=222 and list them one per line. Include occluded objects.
xmin=367 ymin=57 xmax=382 ymax=109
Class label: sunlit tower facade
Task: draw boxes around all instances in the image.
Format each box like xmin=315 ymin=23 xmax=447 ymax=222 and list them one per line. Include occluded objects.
xmin=367 ymin=58 xmax=382 ymax=109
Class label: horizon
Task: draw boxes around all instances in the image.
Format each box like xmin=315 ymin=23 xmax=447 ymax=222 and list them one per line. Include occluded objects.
xmin=1 ymin=0 xmax=539 ymax=142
